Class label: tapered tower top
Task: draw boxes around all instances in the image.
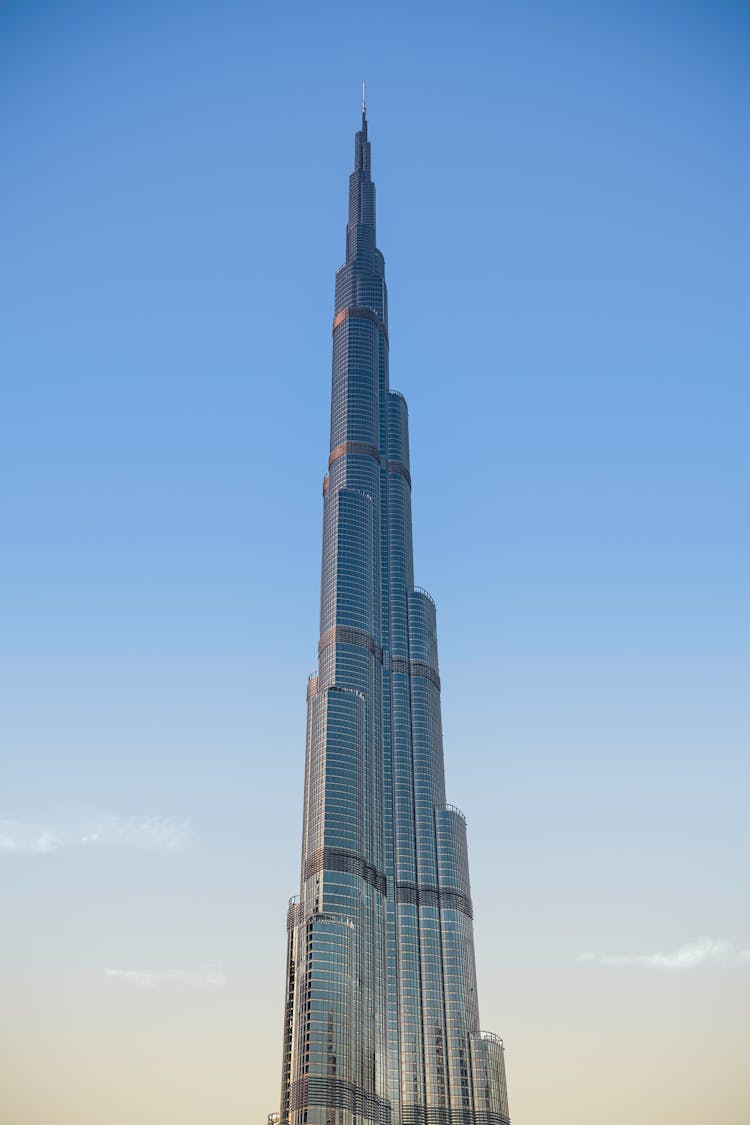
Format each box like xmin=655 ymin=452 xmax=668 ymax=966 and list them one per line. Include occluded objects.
xmin=347 ymin=93 xmax=375 ymax=263
xmin=353 ymin=110 xmax=371 ymax=176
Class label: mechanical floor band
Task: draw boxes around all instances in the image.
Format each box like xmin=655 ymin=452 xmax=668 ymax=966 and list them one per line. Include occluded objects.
xmin=304 ymin=846 xmax=387 ymax=896
xmin=395 ymin=880 xmax=473 ymax=919
xmin=290 ymin=1077 xmax=391 ymax=1125
xmin=318 ymin=623 xmax=384 ymax=662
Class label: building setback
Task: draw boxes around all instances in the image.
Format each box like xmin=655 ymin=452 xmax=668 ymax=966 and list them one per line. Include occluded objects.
xmin=276 ymin=103 xmax=510 ymax=1125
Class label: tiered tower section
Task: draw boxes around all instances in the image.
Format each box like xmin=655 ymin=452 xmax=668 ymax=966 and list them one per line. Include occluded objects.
xmin=278 ymin=109 xmax=510 ymax=1125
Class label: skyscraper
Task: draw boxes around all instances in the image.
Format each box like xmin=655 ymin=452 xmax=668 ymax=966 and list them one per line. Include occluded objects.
xmin=277 ymin=102 xmax=510 ymax=1125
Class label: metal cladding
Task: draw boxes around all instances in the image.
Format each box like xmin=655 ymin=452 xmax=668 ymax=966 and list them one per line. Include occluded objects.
xmin=277 ymin=109 xmax=510 ymax=1125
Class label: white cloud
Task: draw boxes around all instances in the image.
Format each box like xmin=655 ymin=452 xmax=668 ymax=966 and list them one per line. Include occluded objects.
xmin=105 ymin=966 xmax=228 ymax=989
xmin=0 ymin=821 xmax=64 ymax=854
xmin=79 ymin=814 xmax=190 ymax=852
xmin=0 ymin=812 xmax=191 ymax=855
xmin=578 ymin=937 xmax=750 ymax=970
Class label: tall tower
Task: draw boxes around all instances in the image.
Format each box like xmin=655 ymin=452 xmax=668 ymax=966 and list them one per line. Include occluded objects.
xmin=278 ymin=105 xmax=510 ymax=1125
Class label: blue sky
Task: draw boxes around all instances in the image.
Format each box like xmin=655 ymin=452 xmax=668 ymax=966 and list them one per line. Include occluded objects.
xmin=1 ymin=2 xmax=749 ymax=1123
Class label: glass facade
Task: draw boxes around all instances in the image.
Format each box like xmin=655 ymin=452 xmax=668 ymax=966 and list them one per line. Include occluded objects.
xmin=276 ymin=110 xmax=510 ymax=1125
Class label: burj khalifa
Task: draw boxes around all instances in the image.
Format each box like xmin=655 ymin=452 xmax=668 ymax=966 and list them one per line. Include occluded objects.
xmin=276 ymin=100 xmax=510 ymax=1125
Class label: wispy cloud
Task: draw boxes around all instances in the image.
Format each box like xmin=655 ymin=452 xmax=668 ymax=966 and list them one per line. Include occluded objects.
xmin=0 ymin=812 xmax=191 ymax=855
xmin=79 ymin=813 xmax=190 ymax=852
xmin=578 ymin=937 xmax=750 ymax=970
xmin=0 ymin=822 xmax=64 ymax=855
xmin=105 ymin=966 xmax=228 ymax=989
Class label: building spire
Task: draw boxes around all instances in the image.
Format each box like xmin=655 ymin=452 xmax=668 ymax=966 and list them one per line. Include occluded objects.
xmin=347 ymin=92 xmax=374 ymax=262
